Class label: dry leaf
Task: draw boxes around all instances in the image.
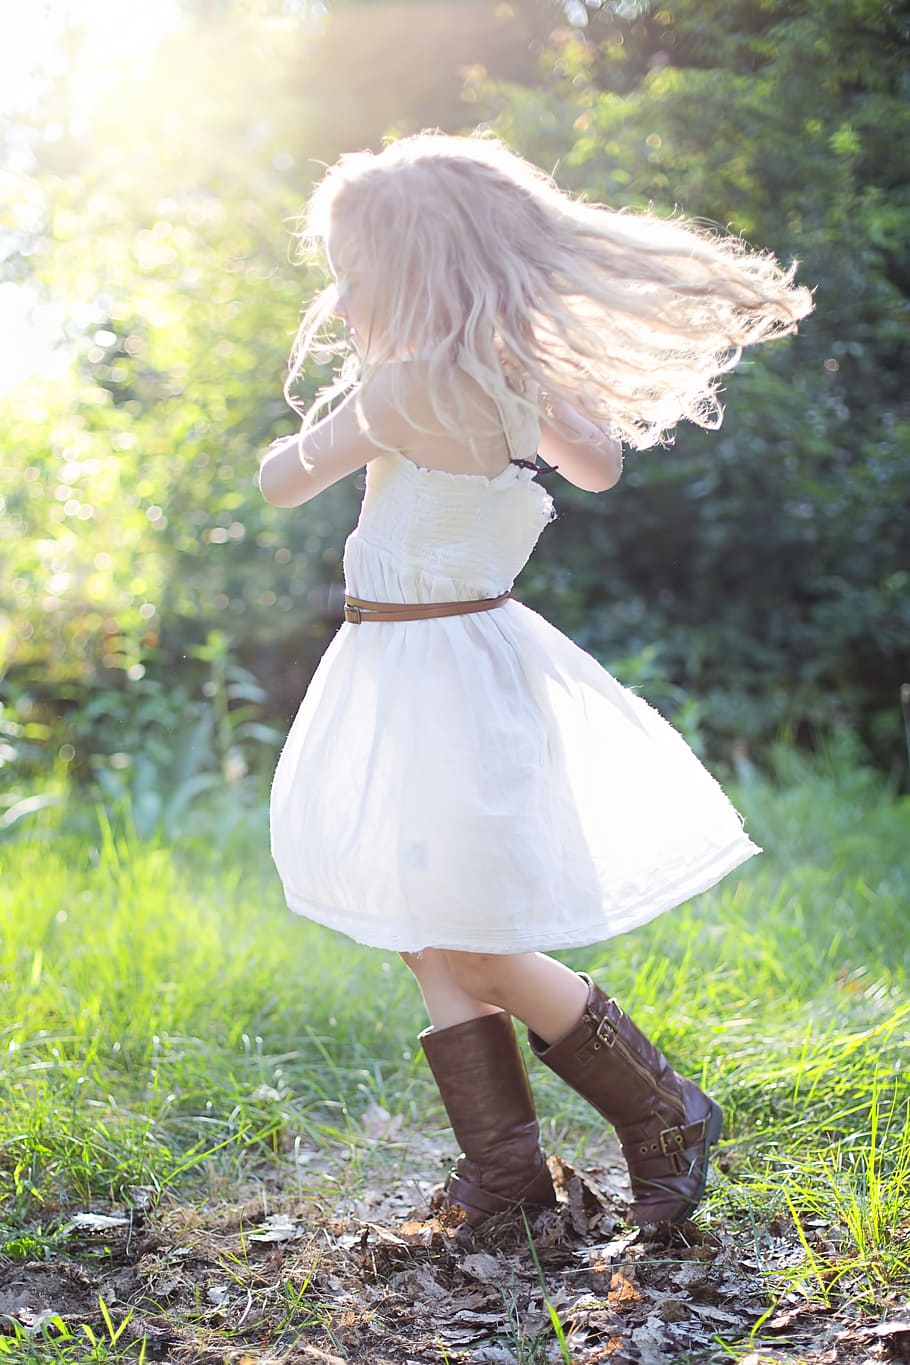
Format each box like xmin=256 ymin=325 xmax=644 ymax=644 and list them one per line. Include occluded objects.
xmin=467 ymin=1345 xmax=518 ymax=1363
xmin=361 ymin=1100 xmax=403 ymax=1141
xmin=62 ymin=1213 xmax=130 ymax=1233
xmin=688 ymin=1302 xmax=747 ymax=1327
xmin=248 ymin=1214 xmax=306 ymax=1243
xmin=608 ymin=1271 xmax=640 ymax=1306
xmin=658 ymin=1297 xmax=690 ymax=1322
xmin=460 ymin=1251 xmax=508 ymax=1284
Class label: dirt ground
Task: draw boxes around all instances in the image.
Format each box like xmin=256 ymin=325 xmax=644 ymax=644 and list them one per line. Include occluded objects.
xmin=2 ymin=1132 xmax=908 ymax=1364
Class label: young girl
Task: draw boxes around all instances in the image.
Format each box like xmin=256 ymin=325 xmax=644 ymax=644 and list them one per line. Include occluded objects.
xmin=260 ymin=132 xmax=812 ymax=1229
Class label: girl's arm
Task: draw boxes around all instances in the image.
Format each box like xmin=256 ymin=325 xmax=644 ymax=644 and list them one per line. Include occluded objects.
xmin=259 ymin=376 xmax=403 ymax=508
xmin=538 ymin=395 xmax=623 ymax=493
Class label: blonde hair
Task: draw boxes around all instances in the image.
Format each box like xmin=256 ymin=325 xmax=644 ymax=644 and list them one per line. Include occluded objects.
xmin=286 ymin=130 xmax=813 ymax=451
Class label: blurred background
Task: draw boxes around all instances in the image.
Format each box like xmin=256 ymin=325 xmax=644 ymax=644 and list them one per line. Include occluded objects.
xmin=2 ymin=0 xmax=908 ymax=847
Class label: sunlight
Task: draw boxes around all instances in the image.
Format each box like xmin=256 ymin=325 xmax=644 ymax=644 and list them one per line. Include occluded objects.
xmin=1 ymin=0 xmax=185 ymax=117
xmin=1 ymin=2 xmax=186 ymax=395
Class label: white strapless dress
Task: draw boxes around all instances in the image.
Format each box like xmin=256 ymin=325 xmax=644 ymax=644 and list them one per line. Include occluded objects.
xmin=269 ymin=423 xmax=759 ymax=954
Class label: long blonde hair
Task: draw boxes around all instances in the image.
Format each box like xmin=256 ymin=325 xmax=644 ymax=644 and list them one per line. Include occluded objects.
xmin=286 ymin=130 xmax=813 ymax=451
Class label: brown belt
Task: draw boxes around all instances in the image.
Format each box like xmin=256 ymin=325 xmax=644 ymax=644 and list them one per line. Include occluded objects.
xmin=343 ymin=591 xmax=511 ymax=623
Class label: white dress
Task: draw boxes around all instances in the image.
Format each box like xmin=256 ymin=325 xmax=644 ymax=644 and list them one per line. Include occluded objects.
xmin=269 ymin=404 xmax=760 ymax=954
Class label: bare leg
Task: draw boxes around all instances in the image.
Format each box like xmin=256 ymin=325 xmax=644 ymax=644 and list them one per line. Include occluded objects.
xmin=401 ymin=948 xmax=556 ymax=1227
xmin=429 ymin=952 xmax=722 ymax=1227
xmin=444 ymin=951 xmax=590 ymax=1045
xmin=400 ymin=948 xmax=501 ymax=1031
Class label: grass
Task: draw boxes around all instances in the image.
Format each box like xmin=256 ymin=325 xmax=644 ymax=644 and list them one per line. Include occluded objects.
xmin=0 ymin=743 xmax=908 ymax=1360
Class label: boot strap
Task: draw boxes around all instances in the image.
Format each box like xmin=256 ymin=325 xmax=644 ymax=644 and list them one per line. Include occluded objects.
xmin=621 ymin=1117 xmax=712 ymax=1171
xmin=446 ymin=1170 xmax=523 ymax=1219
xmin=446 ymin=1157 xmax=553 ymax=1220
xmin=447 ymin=1173 xmax=515 ymax=1217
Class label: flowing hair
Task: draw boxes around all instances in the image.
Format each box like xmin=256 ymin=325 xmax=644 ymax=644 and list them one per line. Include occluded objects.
xmin=285 ymin=130 xmax=813 ymax=452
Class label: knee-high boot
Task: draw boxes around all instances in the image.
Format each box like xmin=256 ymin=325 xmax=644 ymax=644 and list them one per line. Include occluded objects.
xmin=528 ymin=974 xmax=723 ymax=1225
xmin=419 ymin=1010 xmax=556 ymax=1228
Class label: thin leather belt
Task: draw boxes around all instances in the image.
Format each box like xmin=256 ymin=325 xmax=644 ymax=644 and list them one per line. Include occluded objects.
xmin=343 ymin=591 xmax=511 ymax=623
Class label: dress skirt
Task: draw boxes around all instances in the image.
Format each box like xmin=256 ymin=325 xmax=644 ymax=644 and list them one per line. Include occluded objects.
xmin=269 ymin=597 xmax=760 ymax=954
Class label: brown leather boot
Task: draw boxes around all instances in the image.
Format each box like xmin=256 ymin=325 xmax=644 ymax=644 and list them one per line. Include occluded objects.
xmin=420 ymin=1010 xmax=556 ymax=1228
xmin=528 ymin=975 xmax=723 ymax=1225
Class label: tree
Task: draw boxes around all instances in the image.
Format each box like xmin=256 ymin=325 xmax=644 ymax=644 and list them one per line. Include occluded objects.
xmin=484 ymin=0 xmax=910 ymax=766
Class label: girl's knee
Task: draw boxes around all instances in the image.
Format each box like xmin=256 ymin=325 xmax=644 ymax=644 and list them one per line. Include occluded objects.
xmin=445 ymin=950 xmax=511 ymax=1001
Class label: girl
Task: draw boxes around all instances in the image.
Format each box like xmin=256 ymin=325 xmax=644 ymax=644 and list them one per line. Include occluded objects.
xmin=260 ymin=132 xmax=812 ymax=1229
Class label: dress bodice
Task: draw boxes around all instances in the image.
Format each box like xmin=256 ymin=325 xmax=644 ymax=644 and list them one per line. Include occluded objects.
xmin=342 ymin=377 xmax=557 ymax=604
xmin=342 ymin=448 xmax=557 ymax=604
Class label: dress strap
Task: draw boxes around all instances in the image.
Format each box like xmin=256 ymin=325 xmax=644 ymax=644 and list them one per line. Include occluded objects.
xmin=510 ymin=455 xmax=560 ymax=477
xmin=455 ymin=350 xmax=559 ymax=478
xmin=493 ymin=384 xmax=560 ymax=479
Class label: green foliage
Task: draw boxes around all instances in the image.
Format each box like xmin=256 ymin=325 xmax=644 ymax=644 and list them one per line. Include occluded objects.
xmin=0 ymin=631 xmax=282 ymax=849
xmin=490 ymin=0 xmax=910 ymax=767
xmin=1 ymin=7 xmax=358 ymax=752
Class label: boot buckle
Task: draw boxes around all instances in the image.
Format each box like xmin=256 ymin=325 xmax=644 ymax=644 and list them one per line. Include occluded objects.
xmin=659 ymin=1126 xmax=685 ymax=1155
xmin=592 ymin=1012 xmax=621 ymax=1050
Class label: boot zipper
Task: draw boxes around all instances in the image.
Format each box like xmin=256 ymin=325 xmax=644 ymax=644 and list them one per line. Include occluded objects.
xmin=615 ymin=1038 xmax=685 ymax=1116
xmin=587 ymin=1012 xmax=685 ymax=1118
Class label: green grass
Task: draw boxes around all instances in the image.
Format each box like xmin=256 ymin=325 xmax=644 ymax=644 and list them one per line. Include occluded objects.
xmin=1 ymin=744 xmax=908 ymax=1353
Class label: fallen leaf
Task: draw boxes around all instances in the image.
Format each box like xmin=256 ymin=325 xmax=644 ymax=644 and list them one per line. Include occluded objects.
xmin=461 ymin=1251 xmax=508 ymax=1285
xmin=658 ymin=1297 xmax=690 ymax=1322
xmin=248 ymin=1214 xmax=306 ymax=1243
xmin=62 ymin=1213 xmax=130 ymax=1233
xmin=467 ymin=1345 xmax=518 ymax=1363
xmin=688 ymin=1302 xmax=747 ymax=1327
xmin=608 ymin=1271 xmax=641 ymax=1306
xmin=361 ymin=1100 xmax=403 ymax=1141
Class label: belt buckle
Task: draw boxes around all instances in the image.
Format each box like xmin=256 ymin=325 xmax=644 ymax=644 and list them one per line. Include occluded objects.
xmin=343 ymin=603 xmax=362 ymax=624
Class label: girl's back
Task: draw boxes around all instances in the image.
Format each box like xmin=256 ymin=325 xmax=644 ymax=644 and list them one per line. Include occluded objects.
xmin=390 ymin=361 xmax=526 ymax=480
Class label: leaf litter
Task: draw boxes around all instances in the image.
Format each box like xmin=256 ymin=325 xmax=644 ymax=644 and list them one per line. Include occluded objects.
xmin=0 ymin=1133 xmax=907 ymax=1364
